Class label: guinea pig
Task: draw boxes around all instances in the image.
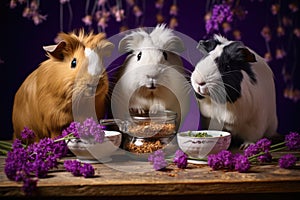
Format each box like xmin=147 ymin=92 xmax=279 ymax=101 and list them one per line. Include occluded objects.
xmin=12 ymin=30 xmax=114 ymax=142
xmin=110 ymin=24 xmax=190 ymax=128
xmin=191 ymin=35 xmax=278 ymax=149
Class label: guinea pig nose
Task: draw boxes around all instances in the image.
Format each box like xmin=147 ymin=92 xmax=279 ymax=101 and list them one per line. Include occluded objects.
xmin=198 ymin=81 xmax=206 ymax=86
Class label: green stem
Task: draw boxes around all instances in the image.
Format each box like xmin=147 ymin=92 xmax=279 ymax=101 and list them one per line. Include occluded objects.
xmin=0 ymin=141 xmax=14 ymax=147
xmin=0 ymin=149 xmax=8 ymax=155
xmin=53 ymin=133 xmax=77 ymax=143
xmin=248 ymin=146 xmax=288 ymax=161
xmin=270 ymin=141 xmax=286 ymax=149
xmin=269 ymin=146 xmax=287 ymax=153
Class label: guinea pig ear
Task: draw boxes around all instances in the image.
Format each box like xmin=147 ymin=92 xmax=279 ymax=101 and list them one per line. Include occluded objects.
xmin=238 ymin=47 xmax=257 ymax=63
xmin=98 ymin=40 xmax=115 ymax=57
xmin=196 ymin=39 xmax=219 ymax=54
xmin=118 ymin=35 xmax=134 ymax=54
xmin=163 ymin=36 xmax=185 ymax=54
xmin=118 ymin=31 xmax=147 ymax=54
xmin=43 ymin=40 xmax=67 ymax=60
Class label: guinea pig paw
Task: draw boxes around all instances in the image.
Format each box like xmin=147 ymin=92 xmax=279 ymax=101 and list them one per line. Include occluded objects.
xmin=129 ymin=107 xmax=146 ymax=115
xmin=239 ymin=142 xmax=254 ymax=150
xmin=149 ymin=104 xmax=165 ymax=114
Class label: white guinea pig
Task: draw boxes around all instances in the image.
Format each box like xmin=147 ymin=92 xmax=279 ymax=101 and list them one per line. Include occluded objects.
xmin=110 ymin=24 xmax=190 ymax=127
xmin=191 ymin=35 xmax=278 ymax=148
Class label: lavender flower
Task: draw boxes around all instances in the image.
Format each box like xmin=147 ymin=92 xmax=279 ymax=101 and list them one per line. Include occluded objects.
xmin=4 ymin=139 xmax=29 ymax=181
xmin=256 ymin=138 xmax=272 ymax=152
xmin=26 ymin=138 xmax=61 ymax=178
xmin=148 ymin=150 xmax=167 ymax=171
xmin=285 ymin=132 xmax=300 ymax=150
xmin=64 ymin=160 xmax=95 ymax=177
xmin=206 ymin=4 xmax=233 ymax=34
xmin=207 ymin=154 xmax=223 ymax=170
xmin=64 ymin=160 xmax=82 ymax=176
xmin=21 ymin=127 xmax=35 ymax=140
xmin=233 ymin=154 xmax=251 ymax=173
xmin=279 ymin=154 xmax=297 ymax=169
xmin=207 ymin=150 xmax=234 ymax=170
xmin=62 ymin=121 xmax=80 ymax=138
xmin=22 ymin=178 xmax=38 ymax=195
xmin=80 ymin=163 xmax=95 ymax=178
xmin=173 ymin=149 xmax=188 ymax=169
xmin=257 ymin=152 xmax=272 ymax=163
xmin=244 ymin=143 xmax=259 ymax=157
xmin=63 ymin=118 xmax=105 ymax=144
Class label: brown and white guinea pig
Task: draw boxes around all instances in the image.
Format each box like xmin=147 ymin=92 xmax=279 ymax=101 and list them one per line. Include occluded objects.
xmin=12 ymin=30 xmax=114 ymax=142
xmin=110 ymin=24 xmax=190 ymax=127
xmin=191 ymin=35 xmax=278 ymax=148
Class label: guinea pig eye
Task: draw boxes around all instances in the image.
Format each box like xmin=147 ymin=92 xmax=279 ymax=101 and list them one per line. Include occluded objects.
xmin=71 ymin=58 xmax=77 ymax=68
xmin=137 ymin=52 xmax=142 ymax=61
xmin=163 ymin=51 xmax=168 ymax=60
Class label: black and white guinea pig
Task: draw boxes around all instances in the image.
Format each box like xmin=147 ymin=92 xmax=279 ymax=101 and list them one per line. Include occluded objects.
xmin=110 ymin=24 xmax=190 ymax=127
xmin=191 ymin=35 xmax=278 ymax=148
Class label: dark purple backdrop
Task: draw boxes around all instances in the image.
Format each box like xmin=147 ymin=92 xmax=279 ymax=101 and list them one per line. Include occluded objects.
xmin=1 ymin=0 xmax=299 ymax=140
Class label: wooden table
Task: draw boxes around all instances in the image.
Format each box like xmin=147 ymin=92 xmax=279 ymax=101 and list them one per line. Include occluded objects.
xmin=1 ymin=150 xmax=300 ymax=200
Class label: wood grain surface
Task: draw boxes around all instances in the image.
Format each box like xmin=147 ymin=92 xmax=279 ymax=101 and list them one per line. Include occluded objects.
xmin=1 ymin=150 xmax=300 ymax=199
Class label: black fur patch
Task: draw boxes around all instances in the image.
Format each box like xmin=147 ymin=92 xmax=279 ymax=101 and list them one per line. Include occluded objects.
xmin=197 ymin=39 xmax=221 ymax=54
xmin=214 ymin=41 xmax=257 ymax=104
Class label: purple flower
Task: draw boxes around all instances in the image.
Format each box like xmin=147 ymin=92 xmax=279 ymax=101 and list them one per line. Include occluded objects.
xmin=26 ymin=138 xmax=62 ymax=178
xmin=206 ymin=4 xmax=233 ymax=34
xmin=80 ymin=163 xmax=95 ymax=178
xmin=148 ymin=150 xmax=168 ymax=171
xmin=64 ymin=160 xmax=95 ymax=177
xmin=233 ymin=154 xmax=251 ymax=173
xmin=257 ymin=152 xmax=272 ymax=163
xmin=63 ymin=118 xmax=105 ymax=143
xmin=22 ymin=178 xmax=38 ymax=195
xmin=218 ymin=150 xmax=234 ymax=169
xmin=207 ymin=150 xmax=234 ymax=170
xmin=244 ymin=143 xmax=259 ymax=157
xmin=285 ymin=132 xmax=300 ymax=150
xmin=279 ymin=154 xmax=297 ymax=169
xmin=256 ymin=138 xmax=272 ymax=152
xmin=4 ymin=139 xmax=30 ymax=181
xmin=62 ymin=121 xmax=80 ymax=138
xmin=64 ymin=160 xmax=82 ymax=176
xmin=21 ymin=127 xmax=35 ymax=140
xmin=207 ymin=154 xmax=223 ymax=170
xmin=173 ymin=149 xmax=188 ymax=169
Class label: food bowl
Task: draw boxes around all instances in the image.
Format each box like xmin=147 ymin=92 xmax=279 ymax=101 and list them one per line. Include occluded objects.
xmin=177 ymin=130 xmax=231 ymax=159
xmin=67 ymin=130 xmax=122 ymax=163
xmin=100 ymin=110 xmax=178 ymax=157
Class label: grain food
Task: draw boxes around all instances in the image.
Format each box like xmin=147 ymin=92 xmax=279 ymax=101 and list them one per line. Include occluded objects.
xmin=125 ymin=139 xmax=164 ymax=154
xmin=127 ymin=122 xmax=176 ymax=137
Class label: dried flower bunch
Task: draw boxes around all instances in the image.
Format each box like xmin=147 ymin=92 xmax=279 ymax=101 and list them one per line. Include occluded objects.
xmin=2 ymin=117 xmax=103 ymax=195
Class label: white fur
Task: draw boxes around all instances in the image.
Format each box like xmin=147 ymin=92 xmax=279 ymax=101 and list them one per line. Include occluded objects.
xmin=191 ymin=38 xmax=278 ymax=145
xmin=112 ymin=25 xmax=189 ymax=127
xmin=85 ymin=48 xmax=101 ymax=76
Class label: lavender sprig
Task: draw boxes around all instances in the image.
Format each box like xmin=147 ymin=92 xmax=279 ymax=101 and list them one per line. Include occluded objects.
xmin=3 ymin=118 xmax=103 ymax=195
xmin=208 ymin=132 xmax=300 ymax=173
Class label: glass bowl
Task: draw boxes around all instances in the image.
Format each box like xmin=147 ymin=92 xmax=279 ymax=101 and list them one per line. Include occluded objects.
xmin=100 ymin=110 xmax=178 ymax=158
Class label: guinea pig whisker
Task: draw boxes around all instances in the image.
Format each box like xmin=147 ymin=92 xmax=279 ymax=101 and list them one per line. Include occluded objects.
xmin=105 ymin=64 xmax=123 ymax=75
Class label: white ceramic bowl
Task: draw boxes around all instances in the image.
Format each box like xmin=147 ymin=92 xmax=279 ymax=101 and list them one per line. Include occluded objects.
xmin=67 ymin=130 xmax=122 ymax=163
xmin=177 ymin=130 xmax=231 ymax=159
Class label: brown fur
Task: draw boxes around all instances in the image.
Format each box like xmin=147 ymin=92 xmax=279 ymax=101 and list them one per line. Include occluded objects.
xmin=12 ymin=30 xmax=113 ymax=142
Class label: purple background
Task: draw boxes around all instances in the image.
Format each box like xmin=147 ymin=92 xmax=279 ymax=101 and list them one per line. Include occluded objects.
xmin=0 ymin=0 xmax=299 ymax=140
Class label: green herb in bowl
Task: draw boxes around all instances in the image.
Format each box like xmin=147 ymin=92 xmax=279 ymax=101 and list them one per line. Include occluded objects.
xmin=187 ymin=131 xmax=213 ymax=137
